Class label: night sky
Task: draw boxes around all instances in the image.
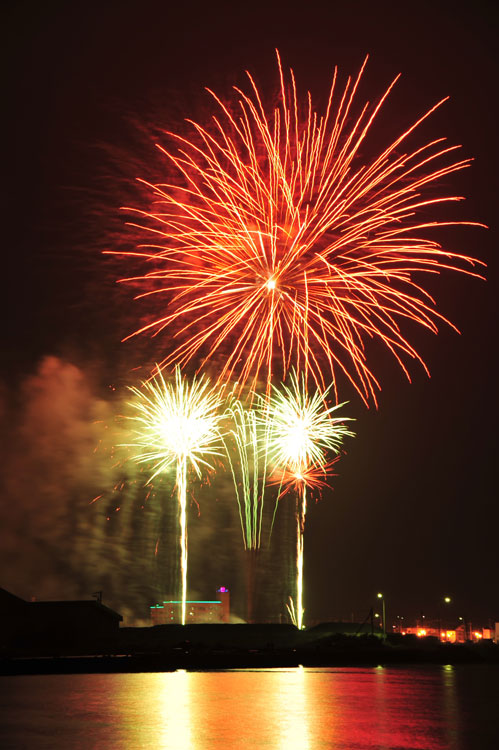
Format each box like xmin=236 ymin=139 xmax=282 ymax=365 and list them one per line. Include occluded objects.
xmin=3 ymin=0 xmax=498 ymax=626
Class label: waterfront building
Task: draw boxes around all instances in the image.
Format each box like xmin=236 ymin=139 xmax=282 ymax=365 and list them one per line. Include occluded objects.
xmin=150 ymin=587 xmax=230 ymax=624
xmin=0 ymin=586 xmax=123 ymax=652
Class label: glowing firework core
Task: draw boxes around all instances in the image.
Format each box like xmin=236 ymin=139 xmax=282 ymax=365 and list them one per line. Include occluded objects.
xmin=158 ymin=414 xmax=213 ymax=465
xmin=281 ymin=416 xmax=317 ymax=470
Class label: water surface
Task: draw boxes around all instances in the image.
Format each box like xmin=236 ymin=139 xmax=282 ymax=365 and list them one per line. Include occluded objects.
xmin=1 ymin=666 xmax=498 ymax=749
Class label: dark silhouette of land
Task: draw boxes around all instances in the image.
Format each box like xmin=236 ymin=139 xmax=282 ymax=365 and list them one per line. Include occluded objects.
xmin=2 ymin=588 xmax=498 ymax=674
xmin=2 ymin=621 xmax=499 ymax=675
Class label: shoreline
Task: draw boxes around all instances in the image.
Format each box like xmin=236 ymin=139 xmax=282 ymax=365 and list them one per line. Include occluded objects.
xmin=3 ymin=623 xmax=498 ymax=675
xmin=2 ymin=645 xmax=499 ymax=675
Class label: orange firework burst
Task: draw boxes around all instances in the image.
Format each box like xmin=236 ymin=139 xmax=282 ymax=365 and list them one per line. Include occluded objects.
xmin=111 ymin=52 xmax=484 ymax=404
xmin=270 ymin=458 xmax=341 ymax=498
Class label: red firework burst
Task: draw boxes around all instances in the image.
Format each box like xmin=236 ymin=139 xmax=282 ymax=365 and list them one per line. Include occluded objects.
xmin=110 ymin=52 xmax=484 ymax=404
xmin=269 ymin=457 xmax=341 ymax=499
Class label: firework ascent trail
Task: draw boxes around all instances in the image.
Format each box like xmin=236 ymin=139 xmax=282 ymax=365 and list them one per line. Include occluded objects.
xmin=221 ymin=398 xmax=274 ymax=621
xmin=126 ymin=366 xmax=224 ymax=625
xmin=111 ymin=52 xmax=484 ymax=406
xmin=222 ymin=400 xmax=268 ymax=553
xmin=260 ymin=370 xmax=355 ymax=629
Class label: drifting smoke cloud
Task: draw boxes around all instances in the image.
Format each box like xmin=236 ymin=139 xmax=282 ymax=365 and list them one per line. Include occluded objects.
xmin=0 ymin=357 xmax=126 ymax=605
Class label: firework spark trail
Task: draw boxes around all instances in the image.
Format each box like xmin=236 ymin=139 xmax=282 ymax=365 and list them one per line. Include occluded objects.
xmin=111 ymin=52 xmax=484 ymax=405
xmin=296 ymin=486 xmax=306 ymax=632
xmin=222 ymin=400 xmax=269 ymax=550
xmin=260 ymin=371 xmax=354 ymax=628
xmin=126 ymin=366 xmax=224 ymax=625
xmin=286 ymin=596 xmax=298 ymax=628
xmin=221 ymin=399 xmax=272 ymax=620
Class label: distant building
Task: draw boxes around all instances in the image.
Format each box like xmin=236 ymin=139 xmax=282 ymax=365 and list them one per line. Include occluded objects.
xmin=151 ymin=587 xmax=230 ymax=624
xmin=402 ymin=625 xmax=458 ymax=642
xmin=399 ymin=623 xmax=493 ymax=643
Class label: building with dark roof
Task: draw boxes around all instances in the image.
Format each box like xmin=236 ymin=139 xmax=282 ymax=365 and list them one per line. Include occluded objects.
xmin=0 ymin=587 xmax=122 ymax=654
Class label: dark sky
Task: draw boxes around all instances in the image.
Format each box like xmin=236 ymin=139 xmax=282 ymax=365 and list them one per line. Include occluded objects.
xmin=2 ymin=0 xmax=498 ymax=626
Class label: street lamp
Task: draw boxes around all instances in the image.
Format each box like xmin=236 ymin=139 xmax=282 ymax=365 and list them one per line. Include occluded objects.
xmin=439 ymin=596 xmax=452 ymax=640
xmin=457 ymin=615 xmax=470 ymax=642
xmin=377 ymin=593 xmax=386 ymax=639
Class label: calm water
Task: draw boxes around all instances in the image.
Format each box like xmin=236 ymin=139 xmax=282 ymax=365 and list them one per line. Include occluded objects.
xmin=1 ymin=666 xmax=498 ymax=749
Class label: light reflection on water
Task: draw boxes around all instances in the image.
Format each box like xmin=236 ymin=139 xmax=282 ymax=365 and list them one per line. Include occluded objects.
xmin=1 ymin=665 xmax=498 ymax=749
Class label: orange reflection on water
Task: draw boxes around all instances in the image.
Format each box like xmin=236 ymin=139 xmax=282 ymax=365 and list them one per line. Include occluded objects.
xmin=148 ymin=667 xmax=455 ymax=749
xmin=9 ymin=666 xmax=467 ymax=749
xmin=272 ymin=665 xmax=311 ymax=750
xmin=167 ymin=668 xmax=311 ymax=748
xmin=156 ymin=670 xmax=192 ymax=749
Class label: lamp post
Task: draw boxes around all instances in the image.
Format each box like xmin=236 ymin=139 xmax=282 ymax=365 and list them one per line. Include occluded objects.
xmin=377 ymin=592 xmax=386 ymax=639
xmin=439 ymin=596 xmax=451 ymax=641
xmin=457 ymin=614 xmax=471 ymax=642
